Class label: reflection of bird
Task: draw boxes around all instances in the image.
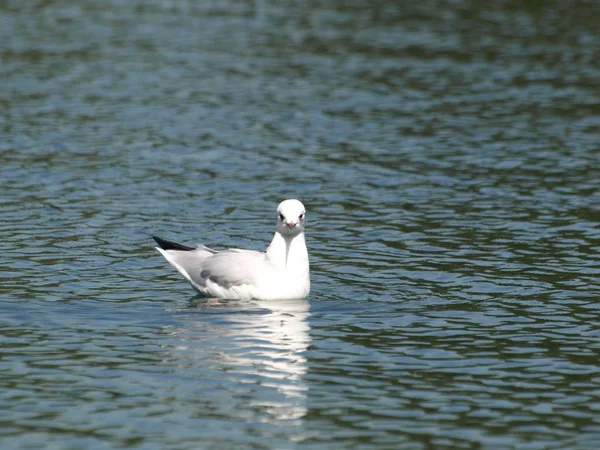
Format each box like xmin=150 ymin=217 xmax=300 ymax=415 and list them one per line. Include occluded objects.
xmin=153 ymin=199 xmax=310 ymax=300
xmin=167 ymin=298 xmax=311 ymax=423
xmin=236 ymin=299 xmax=311 ymax=407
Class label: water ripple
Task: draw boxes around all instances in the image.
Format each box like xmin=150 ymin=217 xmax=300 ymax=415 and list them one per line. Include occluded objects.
xmin=2 ymin=0 xmax=600 ymax=449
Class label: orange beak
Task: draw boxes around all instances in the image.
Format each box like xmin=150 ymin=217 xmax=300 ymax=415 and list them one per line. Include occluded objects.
xmin=287 ymin=221 xmax=296 ymax=228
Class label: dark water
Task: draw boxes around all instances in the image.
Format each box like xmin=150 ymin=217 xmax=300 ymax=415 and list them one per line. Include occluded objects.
xmin=1 ymin=1 xmax=600 ymax=449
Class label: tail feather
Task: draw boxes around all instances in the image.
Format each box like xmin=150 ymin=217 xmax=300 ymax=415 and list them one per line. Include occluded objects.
xmin=152 ymin=235 xmax=195 ymax=252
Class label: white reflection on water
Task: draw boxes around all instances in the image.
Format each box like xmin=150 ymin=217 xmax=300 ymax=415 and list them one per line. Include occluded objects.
xmin=165 ymin=298 xmax=311 ymax=424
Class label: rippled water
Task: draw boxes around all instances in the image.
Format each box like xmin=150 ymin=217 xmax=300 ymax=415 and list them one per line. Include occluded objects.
xmin=1 ymin=1 xmax=600 ymax=449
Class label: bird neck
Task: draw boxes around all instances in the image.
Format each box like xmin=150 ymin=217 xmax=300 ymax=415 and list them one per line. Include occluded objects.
xmin=266 ymin=231 xmax=308 ymax=270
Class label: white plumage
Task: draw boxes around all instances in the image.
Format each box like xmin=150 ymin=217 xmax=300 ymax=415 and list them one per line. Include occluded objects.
xmin=153 ymin=199 xmax=310 ymax=300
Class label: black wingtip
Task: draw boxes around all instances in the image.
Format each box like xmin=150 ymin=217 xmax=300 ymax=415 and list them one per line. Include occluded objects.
xmin=152 ymin=235 xmax=195 ymax=251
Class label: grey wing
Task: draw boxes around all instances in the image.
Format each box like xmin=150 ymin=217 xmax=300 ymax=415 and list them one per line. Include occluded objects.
xmin=195 ymin=249 xmax=266 ymax=289
xmin=155 ymin=246 xmax=216 ymax=286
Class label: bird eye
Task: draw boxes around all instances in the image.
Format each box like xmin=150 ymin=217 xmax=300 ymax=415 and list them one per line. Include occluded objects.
xmin=278 ymin=213 xmax=285 ymax=221
xmin=299 ymin=213 xmax=304 ymax=220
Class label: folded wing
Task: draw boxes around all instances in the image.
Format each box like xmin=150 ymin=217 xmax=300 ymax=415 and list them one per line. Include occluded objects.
xmin=153 ymin=236 xmax=267 ymax=294
xmin=198 ymin=249 xmax=266 ymax=289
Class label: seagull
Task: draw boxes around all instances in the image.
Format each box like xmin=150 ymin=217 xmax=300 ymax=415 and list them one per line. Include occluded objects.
xmin=153 ymin=199 xmax=310 ymax=300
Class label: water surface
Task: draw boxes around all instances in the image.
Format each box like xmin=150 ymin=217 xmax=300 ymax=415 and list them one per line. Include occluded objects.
xmin=1 ymin=1 xmax=599 ymax=449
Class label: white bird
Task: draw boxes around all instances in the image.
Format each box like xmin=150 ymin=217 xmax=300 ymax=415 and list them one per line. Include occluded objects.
xmin=153 ymin=199 xmax=310 ymax=300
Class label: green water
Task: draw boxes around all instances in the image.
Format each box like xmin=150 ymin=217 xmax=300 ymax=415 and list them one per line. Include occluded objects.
xmin=1 ymin=1 xmax=599 ymax=449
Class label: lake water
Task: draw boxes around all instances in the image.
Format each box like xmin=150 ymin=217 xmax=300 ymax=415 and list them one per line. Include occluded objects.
xmin=1 ymin=1 xmax=599 ymax=449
